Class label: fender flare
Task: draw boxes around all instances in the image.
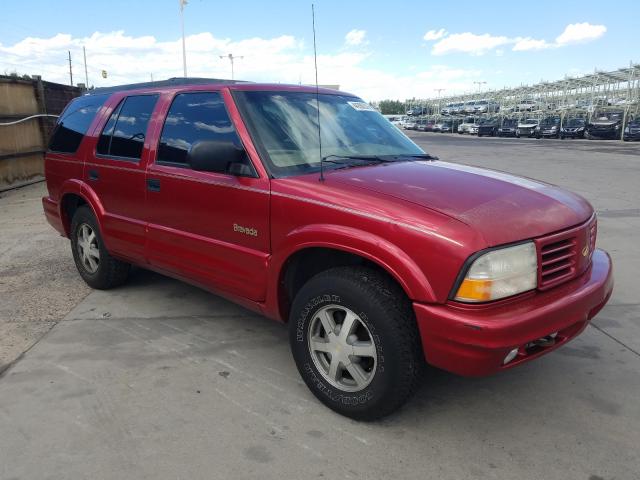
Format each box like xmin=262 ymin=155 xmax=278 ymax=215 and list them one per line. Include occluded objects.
xmin=58 ymin=180 xmax=107 ymax=241
xmin=266 ymin=224 xmax=436 ymax=320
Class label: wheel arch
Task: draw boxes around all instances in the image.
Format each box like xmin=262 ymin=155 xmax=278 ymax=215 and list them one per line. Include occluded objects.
xmin=269 ymin=225 xmax=436 ymax=322
xmin=58 ymin=180 xmax=106 ymax=238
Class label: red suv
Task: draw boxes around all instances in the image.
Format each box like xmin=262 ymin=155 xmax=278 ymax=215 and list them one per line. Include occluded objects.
xmin=43 ymin=79 xmax=613 ymax=419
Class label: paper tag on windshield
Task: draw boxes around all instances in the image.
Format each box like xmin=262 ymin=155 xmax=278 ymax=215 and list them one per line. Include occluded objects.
xmin=348 ymin=101 xmax=376 ymax=112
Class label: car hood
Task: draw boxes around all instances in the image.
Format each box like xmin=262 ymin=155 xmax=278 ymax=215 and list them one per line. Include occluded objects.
xmin=590 ymin=120 xmax=619 ymax=126
xmin=324 ymin=161 xmax=593 ymax=246
xmin=518 ymin=122 xmax=538 ymax=127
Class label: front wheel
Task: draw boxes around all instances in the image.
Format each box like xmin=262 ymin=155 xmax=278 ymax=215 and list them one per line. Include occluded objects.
xmin=289 ymin=267 xmax=423 ymax=420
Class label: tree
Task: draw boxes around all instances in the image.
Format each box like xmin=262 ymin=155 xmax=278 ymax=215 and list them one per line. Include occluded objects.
xmin=378 ymin=100 xmax=405 ymax=115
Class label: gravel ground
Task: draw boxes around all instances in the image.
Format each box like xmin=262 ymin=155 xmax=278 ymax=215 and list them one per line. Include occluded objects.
xmin=0 ymin=182 xmax=90 ymax=371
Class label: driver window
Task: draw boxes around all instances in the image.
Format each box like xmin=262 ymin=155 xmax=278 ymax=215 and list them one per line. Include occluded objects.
xmin=157 ymin=91 xmax=243 ymax=168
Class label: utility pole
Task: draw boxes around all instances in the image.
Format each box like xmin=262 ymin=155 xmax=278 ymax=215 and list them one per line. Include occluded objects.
xmin=179 ymin=0 xmax=188 ymax=77
xmin=68 ymin=51 xmax=73 ymax=86
xmin=83 ymin=46 xmax=89 ymax=89
xmin=219 ymin=53 xmax=243 ymax=80
xmin=473 ymin=81 xmax=487 ymax=93
xmin=434 ymin=88 xmax=445 ymax=115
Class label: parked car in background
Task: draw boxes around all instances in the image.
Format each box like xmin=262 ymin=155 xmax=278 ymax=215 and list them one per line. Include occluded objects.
xmin=451 ymin=102 xmax=465 ymax=115
xmin=416 ymin=119 xmax=429 ymax=132
xmin=457 ymin=117 xmax=478 ymax=134
xmin=623 ymin=118 xmax=640 ymax=141
xmin=404 ymin=119 xmax=418 ymax=130
xmin=586 ymin=110 xmax=624 ymax=140
xmin=398 ymin=116 xmax=411 ymax=129
xmin=535 ymin=117 xmax=561 ymax=139
xmin=407 ymin=106 xmax=426 ymax=116
xmin=432 ymin=121 xmax=444 ymax=132
xmin=440 ymin=119 xmax=458 ymax=133
xmin=473 ymin=100 xmax=499 ymax=114
xmin=461 ymin=101 xmax=476 ymax=114
xmin=560 ymin=118 xmax=586 ymax=139
xmin=517 ymin=99 xmax=540 ymax=112
xmin=384 ymin=115 xmax=404 ymax=128
xmin=423 ymin=120 xmax=436 ymax=132
xmin=477 ymin=118 xmax=499 ymax=137
xmin=497 ymin=119 xmax=518 ymax=137
xmin=441 ymin=103 xmax=454 ymax=115
xmin=517 ymin=118 xmax=540 ymax=138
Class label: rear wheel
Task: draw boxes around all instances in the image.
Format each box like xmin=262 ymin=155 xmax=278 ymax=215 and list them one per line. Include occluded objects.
xmin=70 ymin=206 xmax=130 ymax=289
xmin=289 ymin=267 xmax=423 ymax=420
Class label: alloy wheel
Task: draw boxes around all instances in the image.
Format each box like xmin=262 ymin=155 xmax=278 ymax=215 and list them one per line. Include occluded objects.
xmin=307 ymin=305 xmax=377 ymax=392
xmin=77 ymin=223 xmax=100 ymax=273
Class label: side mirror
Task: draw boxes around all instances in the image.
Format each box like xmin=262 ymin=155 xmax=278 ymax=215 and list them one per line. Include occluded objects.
xmin=187 ymin=140 xmax=254 ymax=176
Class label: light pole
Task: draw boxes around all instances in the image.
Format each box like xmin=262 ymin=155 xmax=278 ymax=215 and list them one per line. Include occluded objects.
xmin=473 ymin=81 xmax=487 ymax=94
xmin=219 ymin=53 xmax=243 ymax=80
xmin=179 ymin=0 xmax=188 ymax=77
xmin=434 ymin=88 xmax=445 ymax=115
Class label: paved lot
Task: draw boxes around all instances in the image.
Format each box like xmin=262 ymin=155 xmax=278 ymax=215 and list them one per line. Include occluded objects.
xmin=1 ymin=135 xmax=639 ymax=479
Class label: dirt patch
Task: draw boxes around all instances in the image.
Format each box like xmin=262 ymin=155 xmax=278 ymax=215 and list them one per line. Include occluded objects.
xmin=0 ymin=183 xmax=90 ymax=369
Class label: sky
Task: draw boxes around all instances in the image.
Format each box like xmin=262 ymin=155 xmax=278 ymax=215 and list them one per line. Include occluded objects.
xmin=0 ymin=0 xmax=637 ymax=101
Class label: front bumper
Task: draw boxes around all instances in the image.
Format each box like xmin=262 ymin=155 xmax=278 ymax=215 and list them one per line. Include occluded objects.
xmin=588 ymin=129 xmax=619 ymax=139
xmin=623 ymin=131 xmax=640 ymax=141
xmin=561 ymin=129 xmax=584 ymax=138
xmin=413 ymin=249 xmax=613 ymax=376
xmin=539 ymin=129 xmax=559 ymax=137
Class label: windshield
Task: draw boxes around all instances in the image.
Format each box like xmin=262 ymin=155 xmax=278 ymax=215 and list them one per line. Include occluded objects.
xmin=502 ymin=119 xmax=517 ymax=127
xmin=234 ymin=91 xmax=424 ymax=177
xmin=594 ymin=111 xmax=623 ymax=121
xmin=566 ymin=118 xmax=585 ymax=127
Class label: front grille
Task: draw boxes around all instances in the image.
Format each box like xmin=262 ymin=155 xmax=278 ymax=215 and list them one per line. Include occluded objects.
xmin=535 ymin=216 xmax=596 ymax=291
xmin=539 ymin=238 xmax=577 ymax=289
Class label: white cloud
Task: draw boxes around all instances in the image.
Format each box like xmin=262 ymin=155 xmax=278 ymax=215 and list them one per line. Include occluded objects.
xmin=429 ymin=22 xmax=606 ymax=55
xmin=431 ymin=32 xmax=511 ymax=56
xmin=423 ymin=29 xmax=447 ymax=41
xmin=555 ymin=22 xmax=606 ymax=46
xmin=0 ymin=30 xmax=482 ymax=101
xmin=344 ymin=29 xmax=367 ymax=46
xmin=512 ymin=37 xmax=552 ymax=51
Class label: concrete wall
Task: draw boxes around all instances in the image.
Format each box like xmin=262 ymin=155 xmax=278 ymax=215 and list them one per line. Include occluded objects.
xmin=0 ymin=76 xmax=81 ymax=188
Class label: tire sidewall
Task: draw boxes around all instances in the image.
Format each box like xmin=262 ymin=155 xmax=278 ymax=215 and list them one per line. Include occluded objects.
xmin=70 ymin=207 xmax=107 ymax=287
xmin=289 ymin=276 xmax=406 ymax=417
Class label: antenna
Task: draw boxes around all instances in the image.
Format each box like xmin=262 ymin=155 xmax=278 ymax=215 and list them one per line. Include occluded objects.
xmin=312 ymin=4 xmax=324 ymax=182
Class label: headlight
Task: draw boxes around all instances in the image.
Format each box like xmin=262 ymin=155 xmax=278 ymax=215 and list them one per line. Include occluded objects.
xmin=625 ymin=127 xmax=630 ymax=133
xmin=454 ymin=242 xmax=538 ymax=302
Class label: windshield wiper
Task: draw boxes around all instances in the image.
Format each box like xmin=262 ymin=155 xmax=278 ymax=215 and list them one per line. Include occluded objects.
xmin=385 ymin=153 xmax=439 ymax=161
xmin=318 ymin=153 xmax=438 ymax=181
xmin=319 ymin=155 xmax=395 ymax=180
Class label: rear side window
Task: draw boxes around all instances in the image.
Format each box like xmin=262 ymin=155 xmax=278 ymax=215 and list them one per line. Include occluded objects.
xmin=97 ymin=94 xmax=158 ymax=160
xmin=48 ymin=94 xmax=108 ymax=153
xmin=157 ymin=92 xmax=241 ymax=166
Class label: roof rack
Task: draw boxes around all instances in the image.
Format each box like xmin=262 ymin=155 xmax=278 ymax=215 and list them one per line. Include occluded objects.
xmin=88 ymin=77 xmax=248 ymax=95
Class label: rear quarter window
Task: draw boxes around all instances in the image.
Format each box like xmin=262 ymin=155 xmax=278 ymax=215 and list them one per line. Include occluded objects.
xmin=48 ymin=94 xmax=109 ymax=154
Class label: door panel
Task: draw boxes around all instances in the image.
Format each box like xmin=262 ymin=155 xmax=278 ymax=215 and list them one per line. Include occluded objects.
xmin=84 ymin=94 xmax=159 ymax=263
xmin=144 ymin=90 xmax=270 ymax=301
